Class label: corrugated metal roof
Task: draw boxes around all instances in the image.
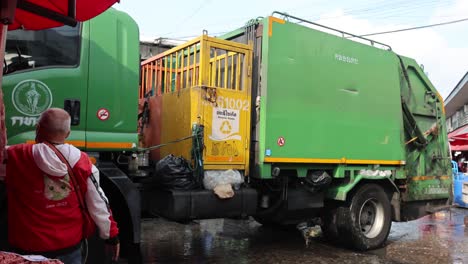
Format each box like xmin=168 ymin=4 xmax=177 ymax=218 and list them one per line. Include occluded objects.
xmin=445 ymin=71 xmax=468 ymax=118
xmin=140 ymin=36 xmax=185 ymax=46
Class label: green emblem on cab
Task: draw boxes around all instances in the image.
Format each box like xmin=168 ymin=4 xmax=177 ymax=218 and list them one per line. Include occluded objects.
xmin=12 ymin=79 xmax=53 ymax=116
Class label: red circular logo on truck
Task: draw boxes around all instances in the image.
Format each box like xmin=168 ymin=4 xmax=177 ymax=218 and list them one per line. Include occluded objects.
xmin=97 ymin=108 xmax=110 ymax=121
xmin=277 ymin=137 xmax=285 ymax=147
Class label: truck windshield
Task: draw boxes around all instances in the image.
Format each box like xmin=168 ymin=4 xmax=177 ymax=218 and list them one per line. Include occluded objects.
xmin=4 ymin=25 xmax=80 ymax=75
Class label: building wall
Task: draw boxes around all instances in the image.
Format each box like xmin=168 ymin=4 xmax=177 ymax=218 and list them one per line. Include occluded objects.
xmin=140 ymin=42 xmax=173 ymax=61
xmin=446 ymin=104 xmax=468 ymax=132
xmin=445 ymin=72 xmax=468 ymax=133
xmin=140 ymin=38 xmax=183 ymax=61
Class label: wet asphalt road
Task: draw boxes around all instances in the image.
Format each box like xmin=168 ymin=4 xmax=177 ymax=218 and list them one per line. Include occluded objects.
xmin=129 ymin=208 xmax=468 ymax=264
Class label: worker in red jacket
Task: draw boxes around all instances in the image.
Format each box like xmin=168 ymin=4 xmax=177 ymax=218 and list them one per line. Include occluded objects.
xmin=0 ymin=108 xmax=119 ymax=264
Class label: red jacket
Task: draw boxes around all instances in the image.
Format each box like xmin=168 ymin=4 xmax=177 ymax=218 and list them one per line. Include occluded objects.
xmin=6 ymin=143 xmax=118 ymax=252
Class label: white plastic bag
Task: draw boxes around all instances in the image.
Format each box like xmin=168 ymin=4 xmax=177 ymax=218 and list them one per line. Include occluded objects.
xmin=203 ymin=169 xmax=244 ymax=190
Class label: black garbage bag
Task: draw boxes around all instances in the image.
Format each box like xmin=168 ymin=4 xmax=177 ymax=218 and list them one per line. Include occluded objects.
xmin=304 ymin=170 xmax=332 ymax=193
xmin=155 ymin=154 xmax=198 ymax=190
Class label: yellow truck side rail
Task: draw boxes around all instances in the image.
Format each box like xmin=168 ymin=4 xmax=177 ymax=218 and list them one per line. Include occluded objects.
xmin=140 ymin=34 xmax=252 ymax=97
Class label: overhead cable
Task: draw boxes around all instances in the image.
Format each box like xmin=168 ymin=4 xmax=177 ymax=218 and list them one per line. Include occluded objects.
xmin=358 ymin=17 xmax=468 ymax=37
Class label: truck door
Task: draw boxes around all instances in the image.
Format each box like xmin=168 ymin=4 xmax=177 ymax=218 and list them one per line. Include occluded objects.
xmin=203 ymin=40 xmax=253 ymax=174
xmin=3 ymin=24 xmax=89 ymax=146
xmin=85 ymin=9 xmax=139 ymax=151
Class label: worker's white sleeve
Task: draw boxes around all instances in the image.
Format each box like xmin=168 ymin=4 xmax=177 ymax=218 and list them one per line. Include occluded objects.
xmin=85 ymin=164 xmax=113 ymax=239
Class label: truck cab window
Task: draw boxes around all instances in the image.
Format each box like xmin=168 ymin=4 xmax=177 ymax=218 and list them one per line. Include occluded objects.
xmin=4 ymin=25 xmax=80 ymax=75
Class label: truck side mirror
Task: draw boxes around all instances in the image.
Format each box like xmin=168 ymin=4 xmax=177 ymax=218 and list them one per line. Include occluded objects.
xmin=64 ymin=99 xmax=80 ymax=126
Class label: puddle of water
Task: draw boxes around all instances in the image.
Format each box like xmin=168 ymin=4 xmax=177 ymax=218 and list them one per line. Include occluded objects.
xmin=128 ymin=208 xmax=468 ymax=263
xmin=385 ymin=208 xmax=468 ymax=264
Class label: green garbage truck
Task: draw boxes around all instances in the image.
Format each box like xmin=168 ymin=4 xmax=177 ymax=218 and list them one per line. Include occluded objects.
xmin=2 ymin=9 xmax=451 ymax=252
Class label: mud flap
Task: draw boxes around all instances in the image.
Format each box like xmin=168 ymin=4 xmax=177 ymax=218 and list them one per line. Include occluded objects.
xmin=98 ymin=161 xmax=142 ymax=262
xmin=400 ymin=198 xmax=451 ymax=221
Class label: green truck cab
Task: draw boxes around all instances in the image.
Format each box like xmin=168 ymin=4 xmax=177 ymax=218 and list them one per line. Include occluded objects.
xmin=3 ymin=9 xmax=451 ymax=255
xmin=4 ymin=8 xmax=139 ymax=150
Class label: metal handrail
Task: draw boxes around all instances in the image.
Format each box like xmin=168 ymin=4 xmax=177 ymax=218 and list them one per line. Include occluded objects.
xmin=271 ymin=11 xmax=392 ymax=51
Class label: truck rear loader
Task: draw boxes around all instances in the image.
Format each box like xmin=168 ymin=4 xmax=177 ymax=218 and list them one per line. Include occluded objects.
xmin=2 ymin=9 xmax=451 ymax=256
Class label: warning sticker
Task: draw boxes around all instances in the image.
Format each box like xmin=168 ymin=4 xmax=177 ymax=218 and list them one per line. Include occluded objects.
xmin=210 ymin=107 xmax=241 ymax=141
xmin=97 ymin=108 xmax=110 ymax=121
xmin=277 ymin=137 xmax=285 ymax=147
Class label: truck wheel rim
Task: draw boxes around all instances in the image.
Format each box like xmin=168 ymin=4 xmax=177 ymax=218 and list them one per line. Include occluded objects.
xmin=358 ymin=198 xmax=385 ymax=239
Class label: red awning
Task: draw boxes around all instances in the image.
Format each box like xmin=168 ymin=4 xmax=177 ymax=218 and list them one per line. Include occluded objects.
xmin=8 ymin=0 xmax=119 ymax=30
xmin=448 ymin=124 xmax=468 ymax=151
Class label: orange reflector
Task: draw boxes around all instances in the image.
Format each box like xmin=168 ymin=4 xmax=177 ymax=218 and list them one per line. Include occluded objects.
xmin=268 ymin=17 xmax=286 ymax=37
xmin=25 ymin=140 xmax=132 ymax=149
xmin=26 ymin=140 xmax=86 ymax=148
xmin=86 ymin=142 xmax=134 ymax=149
xmin=89 ymin=156 xmax=97 ymax=165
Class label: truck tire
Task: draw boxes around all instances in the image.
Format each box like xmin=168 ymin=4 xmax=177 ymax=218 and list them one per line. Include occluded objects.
xmin=337 ymin=184 xmax=391 ymax=250
xmin=321 ymin=205 xmax=341 ymax=243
